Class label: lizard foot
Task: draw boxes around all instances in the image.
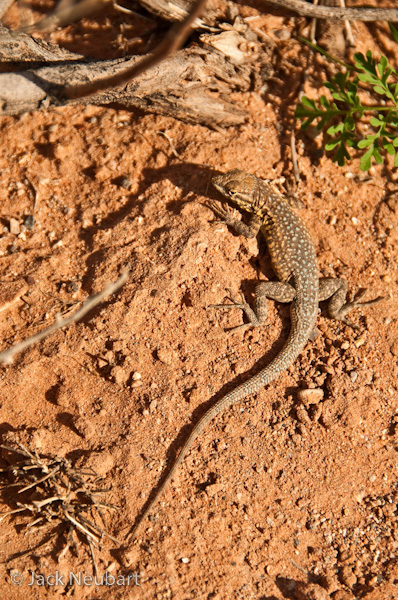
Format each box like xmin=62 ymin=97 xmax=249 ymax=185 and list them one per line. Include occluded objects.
xmin=208 ymin=289 xmax=261 ymax=331
xmin=336 ymin=289 xmax=386 ymax=330
xmin=206 ymin=201 xmax=240 ymax=227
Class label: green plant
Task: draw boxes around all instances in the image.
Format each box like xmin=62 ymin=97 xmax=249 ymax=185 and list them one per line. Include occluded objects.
xmin=295 ymin=25 xmax=398 ymax=171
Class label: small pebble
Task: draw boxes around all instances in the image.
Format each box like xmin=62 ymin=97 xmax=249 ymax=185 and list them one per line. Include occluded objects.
xmin=297 ymin=388 xmax=324 ymax=404
xmin=390 ymin=340 xmax=398 ymax=357
xmin=23 ymin=215 xmax=34 ymax=230
xmin=273 ymin=28 xmax=291 ymax=40
xmin=119 ymin=177 xmax=132 ymax=190
xmin=111 ymin=366 xmax=129 ymax=385
xmin=349 ymin=371 xmax=358 ymax=383
xmin=354 ymin=332 xmax=366 ymax=348
xmin=9 ymin=218 xmax=20 ymax=234
xmin=131 ymin=380 xmax=143 ymax=389
xmin=156 ymin=347 xmax=177 ymax=365
xmin=340 ymin=565 xmax=357 ymax=588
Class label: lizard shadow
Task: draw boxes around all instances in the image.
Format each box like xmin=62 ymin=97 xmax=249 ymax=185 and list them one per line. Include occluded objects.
xmin=140 ymin=162 xmax=228 ymax=213
xmin=120 ymin=164 xmax=307 ymax=538
xmin=80 ymin=161 xmax=220 ymax=245
xmin=78 ymin=162 xmax=220 ymax=293
xmin=127 ymin=301 xmax=296 ymax=538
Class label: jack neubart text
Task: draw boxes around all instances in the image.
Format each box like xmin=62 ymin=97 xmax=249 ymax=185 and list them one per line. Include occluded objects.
xmin=26 ymin=570 xmax=140 ymax=587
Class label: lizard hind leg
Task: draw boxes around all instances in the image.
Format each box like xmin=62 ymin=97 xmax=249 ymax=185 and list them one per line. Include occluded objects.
xmin=319 ymin=277 xmax=384 ymax=330
xmin=209 ymin=281 xmax=296 ymax=332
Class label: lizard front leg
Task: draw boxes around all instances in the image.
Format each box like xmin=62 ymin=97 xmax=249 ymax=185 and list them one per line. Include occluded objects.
xmin=207 ymin=200 xmax=262 ymax=238
xmin=208 ymin=201 xmax=296 ymax=329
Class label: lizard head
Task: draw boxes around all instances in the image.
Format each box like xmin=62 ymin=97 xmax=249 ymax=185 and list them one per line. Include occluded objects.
xmin=212 ymin=169 xmax=266 ymax=215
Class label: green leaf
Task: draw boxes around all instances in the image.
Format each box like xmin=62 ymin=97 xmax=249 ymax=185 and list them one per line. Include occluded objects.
xmin=373 ymin=85 xmax=387 ymax=95
xmin=373 ymin=147 xmax=383 ymax=164
xmin=353 ymin=52 xmax=365 ymax=67
xmin=327 ymin=123 xmax=344 ymax=135
xmin=357 ymin=138 xmax=375 ymax=148
xmin=370 ymin=116 xmax=384 ymax=127
xmin=294 ymin=105 xmax=316 ymax=120
xmin=296 ymin=35 xmax=398 ymax=170
xmin=345 ymin=115 xmax=355 ymax=131
xmin=300 ymin=96 xmax=317 ymax=109
xmin=357 ymin=73 xmax=378 ymax=86
xmin=325 ymin=140 xmax=340 ymax=151
xmin=319 ymin=95 xmax=330 ymax=109
xmin=389 ymin=22 xmax=398 ymax=45
xmin=360 ymin=146 xmax=374 ymax=171
xmin=394 ymin=152 xmax=398 ymax=167
xmin=334 ymin=71 xmax=348 ymax=90
xmin=331 ymin=92 xmax=347 ymax=102
xmin=378 ymin=56 xmax=388 ymax=78
xmin=384 ymin=142 xmax=395 ymax=155
xmin=300 ymin=118 xmax=314 ymax=129
xmin=335 ymin=144 xmax=351 ymax=166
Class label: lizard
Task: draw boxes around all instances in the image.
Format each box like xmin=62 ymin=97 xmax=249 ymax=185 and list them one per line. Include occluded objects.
xmin=125 ymin=169 xmax=382 ymax=546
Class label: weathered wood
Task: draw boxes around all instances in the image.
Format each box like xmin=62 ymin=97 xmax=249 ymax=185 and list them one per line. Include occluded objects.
xmin=0 ymin=25 xmax=78 ymax=61
xmin=136 ymin=0 xmax=223 ymax=27
xmin=0 ymin=25 xmax=273 ymax=127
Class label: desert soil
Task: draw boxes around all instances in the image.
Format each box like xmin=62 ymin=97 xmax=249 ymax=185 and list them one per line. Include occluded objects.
xmin=1 ymin=2 xmax=398 ymax=599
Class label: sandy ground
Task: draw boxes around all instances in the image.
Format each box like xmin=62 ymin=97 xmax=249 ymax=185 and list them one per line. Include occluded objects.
xmin=1 ymin=2 xmax=398 ymax=599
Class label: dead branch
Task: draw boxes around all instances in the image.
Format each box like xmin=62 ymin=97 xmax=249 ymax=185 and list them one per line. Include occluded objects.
xmin=259 ymin=0 xmax=398 ymax=21
xmin=62 ymin=0 xmax=208 ymax=98
xmin=0 ymin=23 xmax=268 ymax=126
xmin=115 ymin=0 xmax=398 ymax=23
xmin=28 ymin=0 xmax=220 ymax=31
xmin=0 ymin=271 xmax=129 ymax=365
xmin=0 ymin=25 xmax=78 ymax=61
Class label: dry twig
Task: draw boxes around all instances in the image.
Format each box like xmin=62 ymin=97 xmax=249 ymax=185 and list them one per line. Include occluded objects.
xmin=25 ymin=0 xmax=110 ymax=32
xmin=261 ymin=0 xmax=398 ymax=21
xmin=0 ymin=270 xmax=129 ymax=365
xmin=0 ymin=444 xmax=120 ymax=571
